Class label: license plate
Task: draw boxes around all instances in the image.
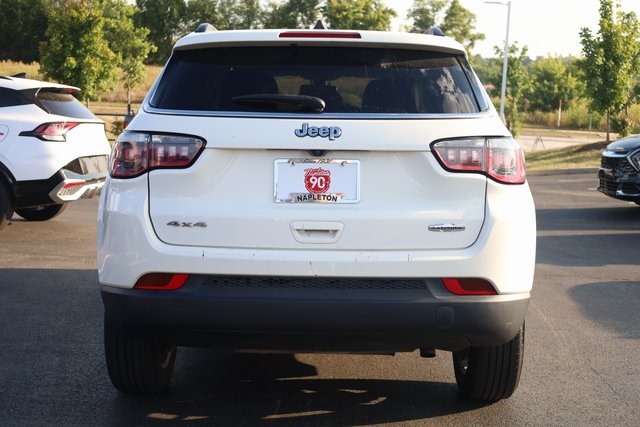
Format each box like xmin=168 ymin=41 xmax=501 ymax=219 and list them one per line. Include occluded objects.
xmin=274 ymin=159 xmax=360 ymax=203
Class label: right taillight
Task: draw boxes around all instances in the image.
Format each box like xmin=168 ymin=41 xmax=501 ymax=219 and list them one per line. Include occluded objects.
xmin=432 ymin=137 xmax=526 ymax=184
xmin=110 ymin=131 xmax=205 ymax=178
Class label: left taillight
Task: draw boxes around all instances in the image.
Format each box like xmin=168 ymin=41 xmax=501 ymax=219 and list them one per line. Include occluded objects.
xmin=110 ymin=131 xmax=205 ymax=178
xmin=20 ymin=122 xmax=79 ymax=141
xmin=432 ymin=137 xmax=526 ymax=184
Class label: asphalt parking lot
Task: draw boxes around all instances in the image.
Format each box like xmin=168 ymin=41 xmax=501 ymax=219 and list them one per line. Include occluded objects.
xmin=0 ymin=170 xmax=638 ymax=426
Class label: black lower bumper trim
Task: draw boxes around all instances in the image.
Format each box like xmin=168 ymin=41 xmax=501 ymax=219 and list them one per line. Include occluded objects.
xmin=101 ymin=276 xmax=529 ymax=353
xmin=14 ymin=155 xmax=107 ymax=207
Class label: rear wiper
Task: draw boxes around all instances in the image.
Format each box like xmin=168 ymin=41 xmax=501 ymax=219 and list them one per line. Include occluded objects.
xmin=232 ymin=94 xmax=325 ymax=113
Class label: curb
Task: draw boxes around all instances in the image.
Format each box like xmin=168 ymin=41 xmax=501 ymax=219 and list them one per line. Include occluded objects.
xmin=527 ymin=168 xmax=598 ymax=176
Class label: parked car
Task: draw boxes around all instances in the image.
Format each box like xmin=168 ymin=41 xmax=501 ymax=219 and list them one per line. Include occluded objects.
xmin=98 ymin=23 xmax=536 ymax=401
xmin=597 ymin=135 xmax=640 ymax=205
xmin=0 ymin=75 xmax=110 ymax=228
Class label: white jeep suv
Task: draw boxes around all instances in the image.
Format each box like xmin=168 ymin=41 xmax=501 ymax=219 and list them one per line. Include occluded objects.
xmin=98 ymin=24 xmax=536 ymax=401
xmin=0 ymin=75 xmax=110 ymax=228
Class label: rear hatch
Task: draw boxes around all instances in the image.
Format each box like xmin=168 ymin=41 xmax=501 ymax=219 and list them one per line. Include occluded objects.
xmin=139 ymin=34 xmax=504 ymax=251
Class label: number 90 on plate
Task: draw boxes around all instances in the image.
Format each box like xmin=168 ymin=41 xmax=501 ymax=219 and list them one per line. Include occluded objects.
xmin=274 ymin=159 xmax=360 ymax=204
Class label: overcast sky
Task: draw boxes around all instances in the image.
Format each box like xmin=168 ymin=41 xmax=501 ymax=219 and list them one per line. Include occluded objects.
xmin=386 ymin=0 xmax=640 ymax=58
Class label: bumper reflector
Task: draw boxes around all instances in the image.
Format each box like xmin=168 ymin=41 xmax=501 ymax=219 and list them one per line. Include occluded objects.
xmin=442 ymin=278 xmax=497 ymax=295
xmin=134 ymin=273 xmax=189 ymax=290
xmin=58 ymin=180 xmax=85 ymax=196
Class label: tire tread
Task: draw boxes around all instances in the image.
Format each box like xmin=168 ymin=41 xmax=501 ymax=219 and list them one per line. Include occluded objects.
xmin=453 ymin=322 xmax=525 ymax=401
xmin=104 ymin=318 xmax=175 ymax=393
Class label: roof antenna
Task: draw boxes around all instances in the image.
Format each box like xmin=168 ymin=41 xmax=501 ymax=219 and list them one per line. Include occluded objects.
xmin=313 ymin=20 xmax=328 ymax=30
xmin=425 ymin=26 xmax=445 ymax=36
xmin=195 ymin=23 xmax=217 ymax=33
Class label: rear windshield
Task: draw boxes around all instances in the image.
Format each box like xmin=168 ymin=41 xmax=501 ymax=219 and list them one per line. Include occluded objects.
xmin=151 ymin=46 xmax=484 ymax=114
xmin=34 ymin=90 xmax=97 ymax=119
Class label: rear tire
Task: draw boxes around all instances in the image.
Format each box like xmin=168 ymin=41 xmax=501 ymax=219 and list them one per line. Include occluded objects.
xmin=0 ymin=181 xmax=14 ymax=229
xmin=15 ymin=204 xmax=67 ymax=221
xmin=453 ymin=322 xmax=525 ymax=401
xmin=104 ymin=316 xmax=176 ymax=393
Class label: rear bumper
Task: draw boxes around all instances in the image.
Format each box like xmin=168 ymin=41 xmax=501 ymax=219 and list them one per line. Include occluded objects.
xmin=47 ymin=173 xmax=105 ymax=203
xmin=101 ymin=276 xmax=530 ymax=352
xmin=14 ymin=155 xmax=107 ymax=207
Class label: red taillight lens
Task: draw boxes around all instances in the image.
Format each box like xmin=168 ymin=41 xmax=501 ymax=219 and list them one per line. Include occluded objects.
xmin=134 ymin=273 xmax=189 ymax=290
xmin=21 ymin=122 xmax=79 ymax=141
xmin=432 ymin=137 xmax=526 ymax=184
xmin=442 ymin=278 xmax=497 ymax=295
xmin=110 ymin=131 xmax=205 ymax=178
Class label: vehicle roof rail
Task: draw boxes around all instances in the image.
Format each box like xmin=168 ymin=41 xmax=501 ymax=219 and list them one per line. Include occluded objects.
xmin=425 ymin=26 xmax=445 ymax=36
xmin=195 ymin=23 xmax=217 ymax=33
xmin=11 ymin=73 xmax=27 ymax=78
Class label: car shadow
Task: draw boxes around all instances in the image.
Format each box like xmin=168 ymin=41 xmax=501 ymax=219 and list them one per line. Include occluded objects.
xmin=106 ymin=350 xmax=489 ymax=426
xmin=568 ymin=281 xmax=640 ymax=340
xmin=0 ymin=268 xmax=492 ymax=426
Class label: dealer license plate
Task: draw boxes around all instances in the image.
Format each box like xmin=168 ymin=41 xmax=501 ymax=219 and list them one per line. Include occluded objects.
xmin=274 ymin=159 xmax=360 ymax=203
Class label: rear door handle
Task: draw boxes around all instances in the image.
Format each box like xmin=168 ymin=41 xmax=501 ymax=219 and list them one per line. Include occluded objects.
xmin=290 ymin=221 xmax=344 ymax=244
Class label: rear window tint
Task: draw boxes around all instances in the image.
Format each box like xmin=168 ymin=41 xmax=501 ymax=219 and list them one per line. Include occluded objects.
xmin=152 ymin=46 xmax=482 ymax=114
xmin=0 ymin=88 xmax=30 ymax=108
xmin=35 ymin=90 xmax=96 ymax=119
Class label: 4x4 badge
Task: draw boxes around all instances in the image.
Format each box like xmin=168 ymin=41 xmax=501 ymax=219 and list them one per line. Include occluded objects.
xmin=295 ymin=123 xmax=342 ymax=141
xmin=167 ymin=221 xmax=207 ymax=228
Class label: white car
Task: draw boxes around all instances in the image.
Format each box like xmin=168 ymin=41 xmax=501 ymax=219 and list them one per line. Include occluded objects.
xmin=98 ymin=24 xmax=536 ymax=400
xmin=0 ymin=75 xmax=110 ymax=228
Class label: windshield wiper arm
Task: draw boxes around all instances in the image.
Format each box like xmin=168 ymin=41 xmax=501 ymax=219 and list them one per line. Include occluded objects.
xmin=232 ymin=94 xmax=325 ymax=113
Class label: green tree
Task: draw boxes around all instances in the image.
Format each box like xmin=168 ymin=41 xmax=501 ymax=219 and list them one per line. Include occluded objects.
xmin=324 ymin=0 xmax=396 ymax=31
xmin=407 ymin=0 xmax=447 ymax=33
xmin=237 ymin=0 xmax=262 ymax=28
xmin=40 ymin=0 xmax=117 ymax=102
xmin=184 ymin=0 xmax=220 ymax=32
xmin=408 ymin=0 xmax=484 ymax=52
xmin=215 ymin=0 xmax=262 ymax=29
xmin=492 ymin=43 xmax=532 ymax=136
xmin=263 ymin=0 xmax=321 ymax=29
xmin=580 ymin=0 xmax=640 ymax=141
xmin=469 ymin=54 xmax=502 ymax=85
xmin=135 ymin=0 xmax=186 ymax=64
xmin=101 ymin=0 xmax=156 ymax=113
xmin=439 ymin=0 xmax=485 ymax=52
xmin=216 ymin=0 xmax=241 ymax=29
xmin=528 ymin=56 xmax=583 ymax=112
xmin=0 ymin=0 xmax=49 ymax=63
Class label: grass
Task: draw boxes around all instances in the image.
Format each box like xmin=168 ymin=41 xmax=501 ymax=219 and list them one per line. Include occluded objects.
xmin=0 ymin=61 xmax=43 ymax=79
xmin=525 ymin=141 xmax=606 ymax=170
